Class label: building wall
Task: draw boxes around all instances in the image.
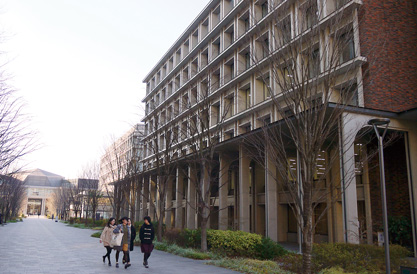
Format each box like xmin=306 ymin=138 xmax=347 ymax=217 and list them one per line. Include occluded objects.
xmin=359 ymin=0 xmax=417 ymax=112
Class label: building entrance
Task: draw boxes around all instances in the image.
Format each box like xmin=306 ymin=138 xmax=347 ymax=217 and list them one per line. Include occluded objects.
xmin=27 ymin=199 xmax=42 ymax=215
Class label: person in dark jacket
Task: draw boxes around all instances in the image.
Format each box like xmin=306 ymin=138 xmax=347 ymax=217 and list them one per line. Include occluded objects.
xmin=128 ymin=218 xmax=136 ymax=252
xmin=139 ymin=216 xmax=154 ymax=268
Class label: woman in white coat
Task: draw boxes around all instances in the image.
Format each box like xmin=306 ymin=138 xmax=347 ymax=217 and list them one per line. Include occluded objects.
xmin=100 ymin=217 xmax=116 ymax=266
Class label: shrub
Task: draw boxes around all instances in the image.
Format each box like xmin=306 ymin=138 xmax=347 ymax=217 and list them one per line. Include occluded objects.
xmin=91 ymin=232 xmax=101 ymax=238
xmin=164 ymin=228 xmax=184 ymax=245
xmin=388 ymin=216 xmax=413 ymax=249
xmin=255 ymin=237 xmax=288 ymax=260
xmin=180 ymin=228 xmax=201 ymax=248
xmin=207 ymin=230 xmax=262 ymax=257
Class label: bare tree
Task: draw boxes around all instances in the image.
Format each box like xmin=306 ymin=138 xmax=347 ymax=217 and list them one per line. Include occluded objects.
xmin=68 ymin=180 xmax=85 ymax=219
xmin=100 ymin=137 xmax=128 ymax=221
xmin=179 ymin=77 xmax=234 ymax=252
xmin=143 ymin=114 xmax=180 ymax=240
xmin=242 ymin=1 xmax=383 ymax=272
xmin=79 ymin=162 xmax=101 ymax=221
xmin=0 ymin=174 xmax=26 ymax=222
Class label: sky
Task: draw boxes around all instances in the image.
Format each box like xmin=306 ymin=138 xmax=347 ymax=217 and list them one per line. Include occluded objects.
xmin=0 ymin=0 xmax=209 ymax=178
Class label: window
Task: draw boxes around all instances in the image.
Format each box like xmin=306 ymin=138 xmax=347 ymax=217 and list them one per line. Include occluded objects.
xmin=309 ymin=48 xmax=320 ymax=78
xmin=245 ymin=88 xmax=251 ymax=109
xmin=245 ymin=52 xmax=251 ymax=69
xmin=212 ymin=37 xmax=221 ymax=59
xmin=263 ymin=76 xmax=270 ymax=100
xmin=225 ymin=95 xmax=234 ymax=118
xmin=263 ymin=37 xmax=269 ymax=58
xmin=245 ymin=16 xmax=250 ymax=31
xmin=304 ymin=4 xmax=318 ymax=30
xmin=341 ymin=83 xmax=358 ymax=106
xmin=314 ymin=203 xmax=328 ymax=235
xmin=261 ymin=2 xmax=268 ymax=18
xmin=340 ymin=32 xmax=355 ymax=63
xmin=263 ymin=116 xmax=271 ymax=126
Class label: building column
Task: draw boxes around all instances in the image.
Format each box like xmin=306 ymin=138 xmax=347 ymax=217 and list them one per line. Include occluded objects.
xmin=187 ymin=166 xmax=197 ymax=229
xmin=339 ymin=116 xmax=360 ymax=244
xmin=265 ymin=150 xmax=278 ymax=241
xmin=149 ymin=176 xmax=156 ymax=221
xmin=135 ymin=179 xmax=142 ymax=221
xmin=175 ymin=167 xmax=184 ymax=229
xmin=142 ymin=176 xmax=149 ymax=218
xmin=239 ymin=145 xmax=250 ymax=232
xmin=219 ymin=154 xmax=231 ymax=230
xmin=41 ymin=198 xmax=46 ymax=216
xmin=165 ymin=176 xmax=173 ymax=229
xmin=405 ymin=124 xmax=417 ymax=257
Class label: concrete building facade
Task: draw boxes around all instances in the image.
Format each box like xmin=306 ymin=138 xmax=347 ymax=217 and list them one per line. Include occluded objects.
xmin=140 ymin=0 xmax=417 ymax=254
xmin=99 ymin=124 xmax=145 ymax=219
xmin=18 ymin=169 xmax=65 ymax=216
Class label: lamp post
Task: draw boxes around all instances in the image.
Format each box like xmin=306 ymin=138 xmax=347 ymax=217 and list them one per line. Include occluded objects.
xmin=368 ymin=118 xmax=391 ymax=274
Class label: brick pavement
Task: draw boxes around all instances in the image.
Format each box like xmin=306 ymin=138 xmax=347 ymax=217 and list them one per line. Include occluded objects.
xmin=0 ymin=217 xmax=239 ymax=274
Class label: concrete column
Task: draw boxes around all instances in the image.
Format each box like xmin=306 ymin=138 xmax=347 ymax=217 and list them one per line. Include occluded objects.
xmin=405 ymin=125 xmax=417 ymax=257
xmin=149 ymin=176 xmax=156 ymax=221
xmin=339 ymin=116 xmax=360 ymax=244
xmin=202 ymin=167 xmax=210 ymax=229
xmin=219 ymin=154 xmax=231 ymax=230
xmin=41 ymin=198 xmax=46 ymax=216
xmin=135 ymin=180 xmax=142 ymax=221
xmin=142 ymin=177 xmax=149 ymax=217
xmin=165 ymin=176 xmax=173 ymax=229
xmin=175 ymin=168 xmax=184 ymax=229
xmin=239 ymin=145 xmax=250 ymax=232
xmin=265 ymin=150 xmax=278 ymax=241
xmin=187 ymin=166 xmax=197 ymax=229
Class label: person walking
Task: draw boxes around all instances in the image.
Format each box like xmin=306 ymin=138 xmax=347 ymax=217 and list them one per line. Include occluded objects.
xmin=139 ymin=216 xmax=155 ymax=268
xmin=113 ymin=217 xmax=131 ymax=269
xmin=128 ymin=218 xmax=136 ymax=253
xmin=100 ymin=217 xmax=116 ymax=266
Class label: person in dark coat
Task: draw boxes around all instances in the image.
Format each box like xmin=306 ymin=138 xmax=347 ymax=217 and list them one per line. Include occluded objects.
xmin=128 ymin=218 xmax=136 ymax=251
xmin=139 ymin=216 xmax=155 ymax=268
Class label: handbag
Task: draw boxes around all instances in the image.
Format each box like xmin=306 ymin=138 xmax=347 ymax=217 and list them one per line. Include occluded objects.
xmin=110 ymin=232 xmax=124 ymax=247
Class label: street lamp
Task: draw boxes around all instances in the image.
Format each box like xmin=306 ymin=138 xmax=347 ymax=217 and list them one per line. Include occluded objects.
xmin=368 ymin=118 xmax=391 ymax=274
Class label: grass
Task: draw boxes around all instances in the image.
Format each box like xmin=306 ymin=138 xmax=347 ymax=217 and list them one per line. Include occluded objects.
xmin=154 ymin=241 xmax=291 ymax=274
xmin=91 ymin=232 xmax=101 ymax=238
xmin=207 ymin=258 xmax=291 ymax=274
xmin=154 ymin=241 xmax=217 ymax=260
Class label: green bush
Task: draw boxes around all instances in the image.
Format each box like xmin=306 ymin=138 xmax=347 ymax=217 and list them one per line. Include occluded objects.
xmin=388 ymin=216 xmax=413 ymax=249
xmin=91 ymin=232 xmax=101 ymax=238
xmin=207 ymin=230 xmax=262 ymax=257
xmin=255 ymin=237 xmax=288 ymax=260
xmin=181 ymin=228 xmax=201 ymax=248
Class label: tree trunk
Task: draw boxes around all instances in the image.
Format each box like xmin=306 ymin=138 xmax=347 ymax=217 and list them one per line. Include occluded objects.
xmin=302 ymin=193 xmax=314 ymax=274
xmin=157 ymin=213 xmax=164 ymax=241
xmin=200 ymin=217 xmax=208 ymax=252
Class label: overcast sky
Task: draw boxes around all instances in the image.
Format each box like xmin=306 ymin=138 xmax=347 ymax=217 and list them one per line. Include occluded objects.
xmin=0 ymin=0 xmax=209 ymax=178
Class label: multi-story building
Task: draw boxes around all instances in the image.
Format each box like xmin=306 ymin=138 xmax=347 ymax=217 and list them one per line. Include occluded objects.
xmin=140 ymin=0 xmax=417 ymax=253
xmin=99 ymin=124 xmax=145 ymax=218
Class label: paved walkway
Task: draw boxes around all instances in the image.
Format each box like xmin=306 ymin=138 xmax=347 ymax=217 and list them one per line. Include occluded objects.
xmin=0 ymin=217 xmax=240 ymax=274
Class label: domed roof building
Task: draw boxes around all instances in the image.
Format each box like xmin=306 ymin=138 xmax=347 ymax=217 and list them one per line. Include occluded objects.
xmin=18 ymin=169 xmax=65 ymax=216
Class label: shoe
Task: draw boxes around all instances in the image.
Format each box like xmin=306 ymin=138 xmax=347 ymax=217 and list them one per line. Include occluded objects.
xmin=125 ymin=263 xmax=131 ymax=269
xmin=108 ymin=262 xmax=112 ymax=267
xmin=145 ymin=263 xmax=149 ymax=268
xmin=116 ymin=263 xmax=119 ymax=268
xmin=103 ymin=256 xmax=106 ymax=263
